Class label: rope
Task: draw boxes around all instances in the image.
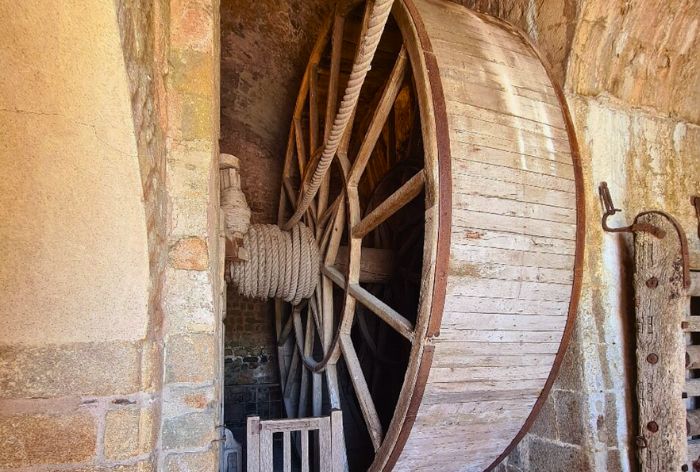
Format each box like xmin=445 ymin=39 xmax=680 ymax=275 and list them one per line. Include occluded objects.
xmin=283 ymin=0 xmax=396 ymax=230
xmin=230 ymin=223 xmax=320 ymax=303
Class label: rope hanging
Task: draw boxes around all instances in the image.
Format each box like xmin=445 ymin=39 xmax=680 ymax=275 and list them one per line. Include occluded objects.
xmin=230 ymin=223 xmax=320 ymax=305
xmin=283 ymin=0 xmax=395 ymax=230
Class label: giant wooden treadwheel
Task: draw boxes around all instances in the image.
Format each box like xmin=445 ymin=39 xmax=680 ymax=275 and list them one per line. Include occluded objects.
xmin=274 ymin=0 xmax=584 ymax=470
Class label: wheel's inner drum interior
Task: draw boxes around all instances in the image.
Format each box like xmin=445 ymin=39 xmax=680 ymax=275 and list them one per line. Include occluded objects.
xmin=280 ymin=5 xmax=426 ymax=470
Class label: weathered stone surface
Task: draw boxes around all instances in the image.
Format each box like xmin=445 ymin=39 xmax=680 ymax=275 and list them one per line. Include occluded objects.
xmin=104 ymin=406 xmax=155 ymax=460
xmin=567 ymin=0 xmax=700 ymax=124
xmin=163 ymin=384 xmax=215 ymax=419
xmin=529 ymin=393 xmax=559 ymax=440
xmin=164 ymin=448 xmax=218 ymax=472
xmin=165 ymin=334 xmax=217 ymax=383
xmin=0 ymin=341 xmax=142 ymax=398
xmin=162 ymin=412 xmax=216 ymax=450
xmin=163 ymin=268 xmax=216 ymax=334
xmin=51 ymin=461 xmax=155 ymax=472
xmin=555 ymin=390 xmax=586 ymax=445
xmin=528 ymin=437 xmax=591 ymax=471
xmin=0 ymin=412 xmax=96 ymax=467
xmin=167 ymin=146 xmax=214 ymax=238
xmin=169 ymin=237 xmax=209 ymax=270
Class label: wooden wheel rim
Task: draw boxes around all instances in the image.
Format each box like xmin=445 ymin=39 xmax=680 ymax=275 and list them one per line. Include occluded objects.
xmin=276 ymin=0 xmax=585 ymax=470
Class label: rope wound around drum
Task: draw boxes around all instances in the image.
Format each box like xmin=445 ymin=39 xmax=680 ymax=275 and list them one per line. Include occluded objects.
xmin=229 ymin=223 xmax=320 ymax=306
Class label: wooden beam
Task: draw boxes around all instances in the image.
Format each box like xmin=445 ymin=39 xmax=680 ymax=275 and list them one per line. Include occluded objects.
xmin=352 ymin=170 xmax=425 ymax=239
xmin=339 ymin=334 xmax=384 ymax=451
xmin=247 ymin=416 xmax=260 ymax=472
xmin=331 ymin=409 xmax=348 ymax=472
xmin=633 ymin=212 xmax=687 ymax=469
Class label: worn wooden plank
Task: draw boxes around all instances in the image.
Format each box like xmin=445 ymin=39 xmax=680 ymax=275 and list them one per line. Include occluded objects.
xmin=301 ymin=429 xmax=310 ymax=472
xmin=633 ymin=213 xmax=687 ymax=470
xmin=247 ymin=416 xmax=260 ymax=472
xmin=283 ymin=430 xmax=291 ymax=472
xmin=452 ymin=173 xmax=575 ymax=209
xmin=331 ymin=409 xmax=347 ymax=472
xmin=259 ymin=428 xmax=273 ymax=472
xmin=319 ymin=415 xmax=332 ymax=471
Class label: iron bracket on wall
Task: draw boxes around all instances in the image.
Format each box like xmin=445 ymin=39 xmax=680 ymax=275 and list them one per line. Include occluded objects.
xmin=599 ymin=182 xmax=666 ymax=238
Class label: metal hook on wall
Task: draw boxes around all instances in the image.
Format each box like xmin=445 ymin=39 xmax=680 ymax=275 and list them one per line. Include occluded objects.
xmin=598 ymin=182 xmax=666 ymax=238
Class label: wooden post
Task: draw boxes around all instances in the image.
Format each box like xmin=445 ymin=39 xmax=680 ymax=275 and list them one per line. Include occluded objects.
xmin=331 ymin=409 xmax=348 ymax=472
xmin=246 ymin=416 xmax=260 ymax=472
xmin=634 ymin=212 xmax=688 ymax=470
xmin=318 ymin=415 xmax=331 ymax=472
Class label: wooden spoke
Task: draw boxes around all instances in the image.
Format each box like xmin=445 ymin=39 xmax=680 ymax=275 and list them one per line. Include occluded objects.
xmin=309 ymin=64 xmax=319 ymax=156
xmin=325 ymin=364 xmax=341 ymax=410
xmin=322 ymin=263 xmax=413 ymax=341
xmin=324 ymin=197 xmax=346 ymax=266
xmin=319 ymin=193 xmax=342 ymax=231
xmin=285 ymin=347 xmax=300 ymax=399
xmin=339 ymin=334 xmax=383 ymax=451
xmin=349 ymin=283 xmax=414 ymax=341
xmin=298 ymin=307 xmax=315 ymax=418
xmin=322 ymin=265 xmax=345 ymax=289
xmin=278 ymin=312 xmax=294 ymax=347
xmin=353 ymin=170 xmax=425 ymax=239
xmin=282 ymin=178 xmax=296 ymax=211
xmin=294 ymin=118 xmax=308 ymax=176
xmin=324 ymin=14 xmax=344 ymax=145
xmin=348 ymin=48 xmax=408 ymax=187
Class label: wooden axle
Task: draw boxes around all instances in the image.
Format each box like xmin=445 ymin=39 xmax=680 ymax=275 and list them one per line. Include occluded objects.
xmin=334 ymin=246 xmax=395 ymax=283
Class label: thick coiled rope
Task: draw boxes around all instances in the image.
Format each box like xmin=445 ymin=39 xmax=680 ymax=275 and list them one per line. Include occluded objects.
xmin=230 ymin=223 xmax=320 ymax=305
xmin=283 ymin=0 xmax=395 ymax=230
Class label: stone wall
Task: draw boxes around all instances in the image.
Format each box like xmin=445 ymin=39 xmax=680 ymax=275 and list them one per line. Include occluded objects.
xmin=0 ymin=0 xmax=223 ymax=469
xmin=0 ymin=1 xmax=156 ymax=469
